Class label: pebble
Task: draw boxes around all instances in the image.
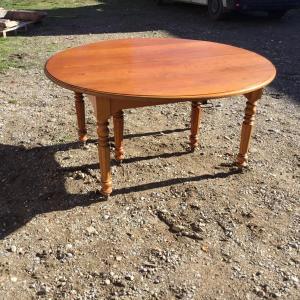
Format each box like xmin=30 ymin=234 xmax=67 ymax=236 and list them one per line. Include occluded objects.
xmin=271 ymin=292 xmax=281 ymax=298
xmin=140 ymin=266 xmax=148 ymax=273
xmin=115 ymin=256 xmax=122 ymax=261
xmin=171 ymin=224 xmax=185 ymax=233
xmin=125 ymin=274 xmax=134 ymax=281
xmin=254 ymin=287 xmax=265 ymax=297
xmin=74 ymin=171 xmax=85 ymax=180
xmin=36 ymin=286 xmax=47 ymax=296
xmin=28 ymin=283 xmax=36 ymax=289
xmin=86 ymin=226 xmax=98 ymax=236
xmin=10 ymin=245 xmax=17 ymax=253
xmin=104 ymin=279 xmax=111 ymax=285
xmin=288 ymin=242 xmax=299 ymax=250
xmin=290 ymin=276 xmax=299 ymax=284
xmin=10 ymin=276 xmax=18 ymax=282
xmin=65 ymin=243 xmax=73 ymax=251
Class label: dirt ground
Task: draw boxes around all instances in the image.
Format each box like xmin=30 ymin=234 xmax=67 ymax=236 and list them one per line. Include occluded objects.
xmin=0 ymin=1 xmax=299 ymax=299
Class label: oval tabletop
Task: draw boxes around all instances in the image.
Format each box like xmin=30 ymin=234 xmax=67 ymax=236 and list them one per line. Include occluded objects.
xmin=45 ymin=38 xmax=276 ymax=100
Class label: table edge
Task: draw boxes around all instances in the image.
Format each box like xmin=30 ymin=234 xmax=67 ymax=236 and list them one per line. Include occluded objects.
xmin=44 ymin=65 xmax=276 ymax=101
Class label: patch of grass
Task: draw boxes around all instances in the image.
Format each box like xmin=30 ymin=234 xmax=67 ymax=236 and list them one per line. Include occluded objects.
xmin=0 ymin=0 xmax=99 ymax=10
xmin=0 ymin=1 xmax=101 ymax=71
xmin=0 ymin=38 xmax=28 ymax=71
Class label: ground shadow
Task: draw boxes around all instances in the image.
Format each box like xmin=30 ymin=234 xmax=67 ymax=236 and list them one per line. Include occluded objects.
xmin=112 ymin=168 xmax=241 ymax=195
xmin=0 ymin=133 xmax=239 ymax=239
xmin=0 ymin=142 xmax=100 ymax=239
xmin=62 ymin=148 xmax=191 ymax=172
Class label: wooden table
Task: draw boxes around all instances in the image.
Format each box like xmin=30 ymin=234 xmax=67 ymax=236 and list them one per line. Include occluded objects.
xmin=45 ymin=38 xmax=276 ymax=196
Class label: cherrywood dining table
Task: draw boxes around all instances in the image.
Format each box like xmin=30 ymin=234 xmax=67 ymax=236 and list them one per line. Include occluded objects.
xmin=45 ymin=38 xmax=276 ymax=196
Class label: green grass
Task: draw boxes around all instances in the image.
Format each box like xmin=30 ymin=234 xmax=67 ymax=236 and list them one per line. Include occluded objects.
xmin=0 ymin=0 xmax=100 ymax=71
xmin=0 ymin=0 xmax=98 ymax=10
xmin=0 ymin=38 xmax=28 ymax=71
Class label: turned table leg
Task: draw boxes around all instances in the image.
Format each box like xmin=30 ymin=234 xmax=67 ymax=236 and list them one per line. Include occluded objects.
xmin=190 ymin=101 xmax=202 ymax=151
xmin=236 ymin=89 xmax=263 ymax=167
xmin=113 ymin=110 xmax=125 ymax=161
xmin=74 ymin=92 xmax=88 ymax=143
xmin=97 ymin=119 xmax=112 ymax=196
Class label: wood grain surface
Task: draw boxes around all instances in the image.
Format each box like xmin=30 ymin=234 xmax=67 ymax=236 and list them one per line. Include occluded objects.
xmin=45 ymin=38 xmax=276 ymax=100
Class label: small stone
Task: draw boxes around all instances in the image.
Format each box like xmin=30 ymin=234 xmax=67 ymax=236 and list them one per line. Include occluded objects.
xmin=271 ymin=292 xmax=281 ymax=298
xmin=288 ymin=242 xmax=298 ymax=249
xmin=114 ymin=279 xmax=126 ymax=287
xmin=84 ymin=178 xmax=92 ymax=184
xmin=170 ymin=224 xmax=185 ymax=233
xmin=250 ymin=148 xmax=258 ymax=154
xmin=65 ymin=243 xmax=74 ymax=254
xmin=10 ymin=276 xmax=18 ymax=282
xmin=103 ymin=215 xmax=110 ymax=220
xmin=10 ymin=245 xmax=17 ymax=253
xmin=86 ymin=226 xmax=98 ymax=236
xmin=36 ymin=287 xmax=47 ymax=296
xmin=65 ymin=243 xmax=73 ymax=250
xmin=28 ymin=283 xmax=36 ymax=289
xmin=74 ymin=171 xmax=85 ymax=180
xmin=104 ymin=279 xmax=111 ymax=285
xmin=115 ymin=256 xmax=122 ymax=261
xmin=267 ymin=128 xmax=280 ymax=134
xmin=290 ymin=276 xmax=299 ymax=284
xmin=125 ymin=274 xmax=134 ymax=281
xmin=254 ymin=287 xmax=265 ymax=297
xmin=246 ymin=293 xmax=252 ymax=300
xmin=201 ymin=245 xmax=209 ymax=252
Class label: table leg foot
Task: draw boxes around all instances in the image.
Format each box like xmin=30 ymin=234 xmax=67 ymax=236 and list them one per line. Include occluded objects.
xmin=100 ymin=189 xmax=111 ymax=198
xmin=97 ymin=120 xmax=112 ymax=196
xmin=190 ymin=101 xmax=202 ymax=151
xmin=113 ymin=110 xmax=125 ymax=161
xmin=236 ymin=89 xmax=263 ymax=167
xmin=75 ymin=92 xmax=88 ymax=143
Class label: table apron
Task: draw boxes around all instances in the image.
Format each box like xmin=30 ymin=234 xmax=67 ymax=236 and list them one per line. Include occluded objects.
xmin=87 ymin=95 xmax=206 ymax=118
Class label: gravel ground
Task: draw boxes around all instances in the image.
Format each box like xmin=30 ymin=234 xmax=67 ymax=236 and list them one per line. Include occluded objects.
xmin=0 ymin=1 xmax=299 ymax=299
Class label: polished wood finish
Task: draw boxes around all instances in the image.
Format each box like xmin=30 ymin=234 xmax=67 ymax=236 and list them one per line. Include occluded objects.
xmin=74 ymin=92 xmax=87 ymax=142
xmin=190 ymin=101 xmax=202 ymax=151
xmin=113 ymin=110 xmax=125 ymax=161
xmin=44 ymin=38 xmax=276 ymax=195
xmin=45 ymin=38 xmax=276 ymax=100
xmin=236 ymin=89 xmax=263 ymax=167
xmin=96 ymin=97 xmax=112 ymax=196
